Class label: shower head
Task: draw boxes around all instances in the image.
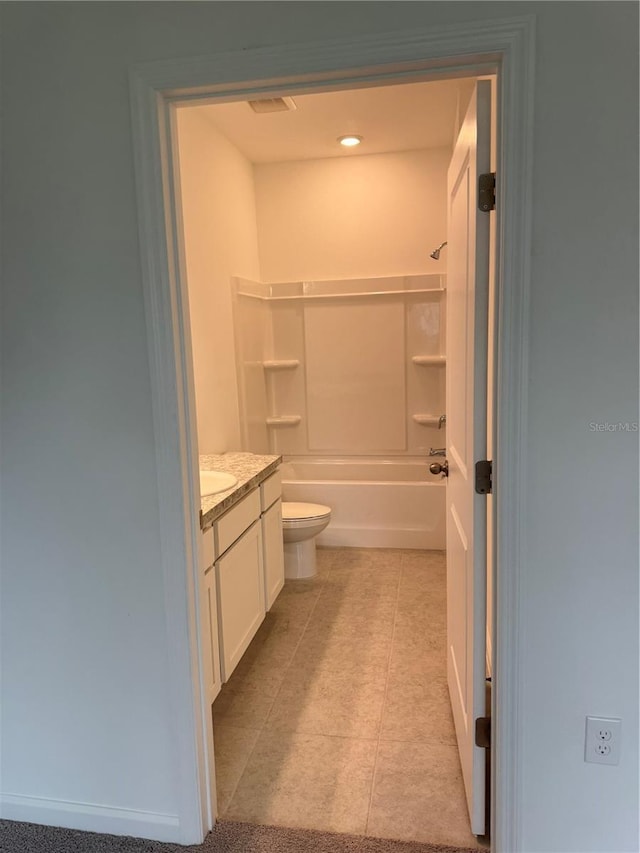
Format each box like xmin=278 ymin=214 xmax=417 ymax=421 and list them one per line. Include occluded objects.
xmin=430 ymin=241 xmax=448 ymax=260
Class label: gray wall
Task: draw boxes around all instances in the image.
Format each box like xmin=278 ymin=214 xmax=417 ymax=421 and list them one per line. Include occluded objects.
xmin=1 ymin=3 xmax=638 ymax=851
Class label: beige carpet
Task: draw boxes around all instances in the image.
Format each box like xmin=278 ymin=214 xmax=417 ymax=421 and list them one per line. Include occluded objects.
xmin=0 ymin=819 xmax=485 ymax=852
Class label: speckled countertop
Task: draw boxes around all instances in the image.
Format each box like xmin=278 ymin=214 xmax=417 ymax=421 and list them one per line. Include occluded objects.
xmin=199 ymin=452 xmax=282 ymax=530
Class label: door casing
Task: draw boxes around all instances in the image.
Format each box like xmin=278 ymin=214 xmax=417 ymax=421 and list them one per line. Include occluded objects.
xmin=129 ymin=15 xmax=535 ymax=849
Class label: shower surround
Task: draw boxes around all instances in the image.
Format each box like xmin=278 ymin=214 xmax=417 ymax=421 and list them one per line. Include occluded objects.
xmin=232 ymin=274 xmax=446 ymax=549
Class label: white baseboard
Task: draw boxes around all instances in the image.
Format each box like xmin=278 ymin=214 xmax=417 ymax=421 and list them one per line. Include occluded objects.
xmin=0 ymin=793 xmax=181 ymax=843
xmin=318 ymin=526 xmax=445 ymax=550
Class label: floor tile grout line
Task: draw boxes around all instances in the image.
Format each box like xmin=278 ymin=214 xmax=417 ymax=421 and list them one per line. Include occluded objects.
xmin=376 ymin=734 xmax=458 ymax=746
xmin=364 ymin=552 xmax=403 ymax=837
xmin=234 ymin=551 xmax=337 ymax=740
xmin=224 ymin=728 xmax=382 ymax=818
xmin=220 ymin=549 xmax=467 ymax=842
xmin=279 ymin=553 xmax=338 ymax=686
xmin=248 ymin=730 xmax=382 ymax=744
xmin=217 ymin=727 xmax=262 ymax=818
xmin=220 ymin=551 xmax=339 ymax=816
xmin=226 ymin=549 xmax=392 ymax=824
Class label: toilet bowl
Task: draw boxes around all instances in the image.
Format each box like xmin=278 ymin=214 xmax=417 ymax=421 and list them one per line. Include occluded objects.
xmin=281 ymin=502 xmax=332 ymax=579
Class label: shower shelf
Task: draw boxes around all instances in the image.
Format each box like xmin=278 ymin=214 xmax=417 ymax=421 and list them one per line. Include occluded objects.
xmin=412 ymin=414 xmax=442 ymax=427
xmin=262 ymin=360 xmax=300 ymax=370
xmin=412 ymin=355 xmax=446 ymax=366
xmin=238 ymin=287 xmax=445 ymax=302
xmin=266 ymin=416 xmax=302 ymax=427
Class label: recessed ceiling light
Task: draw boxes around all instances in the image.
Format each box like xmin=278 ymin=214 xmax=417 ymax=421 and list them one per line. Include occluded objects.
xmin=338 ymin=135 xmax=363 ymax=147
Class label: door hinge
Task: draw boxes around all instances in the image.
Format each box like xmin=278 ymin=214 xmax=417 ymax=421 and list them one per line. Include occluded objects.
xmin=478 ymin=172 xmax=496 ymax=212
xmin=475 ymin=460 xmax=492 ymax=495
xmin=475 ymin=716 xmax=491 ymax=748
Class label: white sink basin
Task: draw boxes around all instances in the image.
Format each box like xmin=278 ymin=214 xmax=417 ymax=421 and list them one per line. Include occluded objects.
xmin=199 ymin=470 xmax=238 ymax=497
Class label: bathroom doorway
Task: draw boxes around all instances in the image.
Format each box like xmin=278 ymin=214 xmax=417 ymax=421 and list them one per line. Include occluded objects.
xmin=174 ymin=73 xmax=495 ymax=849
xmin=129 ymin=18 xmax=534 ymax=849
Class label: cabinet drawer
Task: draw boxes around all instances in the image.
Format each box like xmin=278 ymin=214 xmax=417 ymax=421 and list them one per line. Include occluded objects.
xmin=260 ymin=470 xmax=282 ymax=512
xmin=215 ymin=489 xmax=261 ymax=555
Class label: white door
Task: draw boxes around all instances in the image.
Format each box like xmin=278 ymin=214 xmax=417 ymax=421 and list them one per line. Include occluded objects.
xmin=445 ymin=80 xmax=491 ymax=836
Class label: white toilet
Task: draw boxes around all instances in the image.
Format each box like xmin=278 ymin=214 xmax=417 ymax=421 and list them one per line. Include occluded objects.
xmin=281 ymin=501 xmax=332 ymax=579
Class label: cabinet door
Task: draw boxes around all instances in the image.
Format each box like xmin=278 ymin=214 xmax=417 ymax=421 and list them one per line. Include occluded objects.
xmin=216 ymin=520 xmax=265 ymax=682
xmin=263 ymin=499 xmax=285 ymax=610
xmin=202 ymin=566 xmax=222 ymax=704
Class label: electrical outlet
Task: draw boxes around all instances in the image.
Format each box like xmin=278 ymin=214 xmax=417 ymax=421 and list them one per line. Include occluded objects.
xmin=585 ymin=716 xmax=621 ymax=765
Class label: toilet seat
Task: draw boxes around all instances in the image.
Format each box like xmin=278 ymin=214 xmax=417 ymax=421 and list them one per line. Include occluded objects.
xmin=282 ymin=502 xmax=331 ymax=523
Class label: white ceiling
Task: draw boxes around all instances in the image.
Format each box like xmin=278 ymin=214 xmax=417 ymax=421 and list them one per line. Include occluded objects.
xmin=194 ymin=77 xmax=476 ymax=164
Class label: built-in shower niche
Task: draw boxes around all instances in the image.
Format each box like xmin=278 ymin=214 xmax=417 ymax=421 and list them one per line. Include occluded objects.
xmin=232 ymin=275 xmax=446 ymax=456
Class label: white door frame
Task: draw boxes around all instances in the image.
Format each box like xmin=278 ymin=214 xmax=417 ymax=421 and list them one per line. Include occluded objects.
xmin=129 ymin=15 xmax=535 ymax=849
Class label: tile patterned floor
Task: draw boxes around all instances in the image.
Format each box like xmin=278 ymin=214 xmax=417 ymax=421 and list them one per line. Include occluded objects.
xmin=212 ymin=548 xmax=480 ymax=849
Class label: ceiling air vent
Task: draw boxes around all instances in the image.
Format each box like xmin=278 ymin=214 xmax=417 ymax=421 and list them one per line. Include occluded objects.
xmin=247 ymin=96 xmax=297 ymax=114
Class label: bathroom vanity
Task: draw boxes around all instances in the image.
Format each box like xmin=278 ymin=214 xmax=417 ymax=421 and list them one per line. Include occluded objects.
xmin=199 ymin=453 xmax=283 ymax=701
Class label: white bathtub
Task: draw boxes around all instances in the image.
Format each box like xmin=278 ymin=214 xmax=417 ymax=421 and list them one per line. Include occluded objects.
xmin=280 ymin=457 xmax=445 ymax=550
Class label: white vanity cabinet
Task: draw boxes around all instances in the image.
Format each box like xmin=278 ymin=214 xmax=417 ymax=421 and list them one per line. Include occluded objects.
xmin=200 ymin=465 xmax=284 ymax=687
xmin=200 ymin=527 xmax=222 ymax=705
xmin=260 ymin=471 xmax=285 ymax=610
xmin=213 ymin=488 xmax=266 ymax=683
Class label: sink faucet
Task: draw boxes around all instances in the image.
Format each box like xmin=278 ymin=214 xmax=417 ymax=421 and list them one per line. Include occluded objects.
xmin=429 ymin=447 xmax=446 ymax=457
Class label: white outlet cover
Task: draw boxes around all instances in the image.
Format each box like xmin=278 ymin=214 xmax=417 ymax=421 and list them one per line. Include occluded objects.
xmin=585 ymin=716 xmax=622 ymax=766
